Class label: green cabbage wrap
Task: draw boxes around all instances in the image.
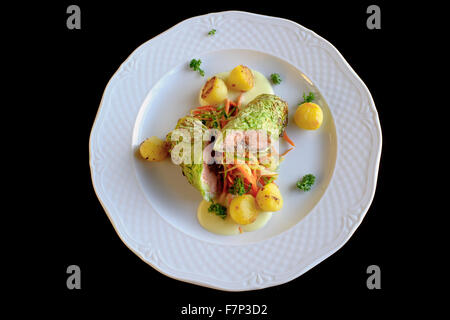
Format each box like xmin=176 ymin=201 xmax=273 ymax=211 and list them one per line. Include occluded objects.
xmin=167 ymin=94 xmax=288 ymax=200
xmin=166 ymin=116 xmax=217 ymax=201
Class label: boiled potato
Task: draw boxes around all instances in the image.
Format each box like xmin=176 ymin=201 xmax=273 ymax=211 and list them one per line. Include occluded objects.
xmin=139 ymin=136 xmax=169 ymax=161
xmin=226 ymin=65 xmax=254 ymax=91
xmin=201 ymin=76 xmax=228 ymax=105
xmin=294 ymin=102 xmax=323 ymax=130
xmin=256 ymin=183 xmax=283 ymax=212
xmin=229 ymin=194 xmax=259 ymax=225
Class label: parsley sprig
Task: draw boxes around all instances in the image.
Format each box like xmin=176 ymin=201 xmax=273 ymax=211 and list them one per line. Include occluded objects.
xmin=229 ymin=177 xmax=251 ymax=196
xmin=208 ymin=201 xmax=227 ymax=219
xmin=296 ymin=174 xmax=316 ymax=191
xmin=189 ymin=59 xmax=205 ymax=76
xmin=301 ymin=92 xmax=315 ymax=104
xmin=208 ymin=29 xmax=216 ymax=36
xmin=270 ymin=73 xmax=282 ymax=85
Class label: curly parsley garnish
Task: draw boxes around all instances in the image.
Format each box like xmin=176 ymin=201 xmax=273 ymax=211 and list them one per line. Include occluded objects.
xmin=208 ymin=201 xmax=227 ymax=219
xmin=208 ymin=29 xmax=217 ymax=36
xmin=189 ymin=59 xmax=205 ymax=76
xmin=229 ymin=177 xmax=251 ymax=196
xmin=301 ymin=92 xmax=315 ymax=104
xmin=270 ymin=73 xmax=282 ymax=85
xmin=296 ymin=174 xmax=316 ymax=191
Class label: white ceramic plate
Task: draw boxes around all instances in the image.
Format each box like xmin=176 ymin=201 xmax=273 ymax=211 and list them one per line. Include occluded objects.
xmin=90 ymin=11 xmax=382 ymax=291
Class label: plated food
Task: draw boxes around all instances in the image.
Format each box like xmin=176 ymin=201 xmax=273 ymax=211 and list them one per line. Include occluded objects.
xmin=139 ymin=64 xmax=323 ymax=235
xmin=91 ymin=11 xmax=381 ymax=291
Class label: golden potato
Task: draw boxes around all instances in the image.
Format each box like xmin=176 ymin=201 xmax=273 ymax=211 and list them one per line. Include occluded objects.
xmin=256 ymin=183 xmax=283 ymax=212
xmin=294 ymin=102 xmax=323 ymax=130
xmin=229 ymin=195 xmax=259 ymax=225
xmin=227 ymin=65 xmax=254 ymax=91
xmin=139 ymin=136 xmax=169 ymax=161
xmin=201 ymin=76 xmax=228 ymax=105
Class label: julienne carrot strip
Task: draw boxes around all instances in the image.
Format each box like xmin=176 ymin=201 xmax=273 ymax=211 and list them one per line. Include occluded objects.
xmin=259 ymin=176 xmax=267 ymax=187
xmin=193 ymin=107 xmax=216 ymax=113
xmin=196 ymin=105 xmax=215 ymax=110
xmin=192 ymin=112 xmax=212 ymax=117
xmin=259 ymin=176 xmax=264 ymax=186
xmin=283 ymin=131 xmax=296 ymax=147
xmin=192 ymin=109 xmax=212 ymax=115
xmin=280 ymin=147 xmax=294 ymax=157
xmin=224 ymin=99 xmax=230 ymax=115
xmin=238 ymin=226 xmax=243 ymax=234
xmin=251 ymin=169 xmax=258 ymax=182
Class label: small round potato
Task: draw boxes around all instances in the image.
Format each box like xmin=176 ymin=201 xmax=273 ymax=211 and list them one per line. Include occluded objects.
xmin=229 ymin=194 xmax=259 ymax=225
xmin=139 ymin=136 xmax=169 ymax=162
xmin=201 ymin=76 xmax=228 ymax=105
xmin=226 ymin=65 xmax=254 ymax=91
xmin=294 ymin=102 xmax=323 ymax=130
xmin=256 ymin=183 xmax=283 ymax=212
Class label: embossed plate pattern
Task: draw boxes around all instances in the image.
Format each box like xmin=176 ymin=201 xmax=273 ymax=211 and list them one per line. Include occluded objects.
xmin=89 ymin=11 xmax=382 ymax=291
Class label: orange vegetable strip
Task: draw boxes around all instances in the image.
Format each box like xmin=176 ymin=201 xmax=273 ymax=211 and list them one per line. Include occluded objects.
xmin=220 ymin=110 xmax=227 ymax=128
xmin=259 ymin=176 xmax=266 ymax=187
xmin=196 ymin=105 xmax=215 ymax=110
xmin=193 ymin=106 xmax=216 ymax=112
xmin=283 ymin=131 xmax=296 ymax=147
xmin=280 ymin=147 xmax=294 ymax=157
xmin=227 ymin=106 xmax=237 ymax=116
xmin=224 ymin=99 xmax=230 ymax=115
xmin=192 ymin=110 xmax=213 ymax=115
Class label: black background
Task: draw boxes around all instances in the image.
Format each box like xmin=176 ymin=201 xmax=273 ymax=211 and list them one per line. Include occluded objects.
xmin=22 ymin=0 xmax=428 ymax=315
